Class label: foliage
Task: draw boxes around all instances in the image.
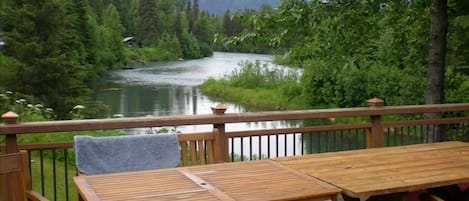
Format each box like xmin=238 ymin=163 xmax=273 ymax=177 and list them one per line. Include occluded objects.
xmin=214 ymin=8 xmax=279 ymax=54
xmin=301 ymin=60 xmax=426 ymax=108
xmin=2 ymin=0 xmax=91 ymax=118
xmin=136 ymin=0 xmax=158 ymax=46
xmin=215 ymin=0 xmax=468 ymax=108
xmin=447 ymin=0 xmax=469 ymax=69
xmin=0 ymin=90 xmax=54 ymax=122
xmin=180 ymin=31 xmax=202 ymax=59
xmin=200 ymin=61 xmax=306 ymax=110
xmin=0 ymin=0 xmax=218 ymax=119
xmin=445 ymin=69 xmax=469 ymax=103
xmin=0 ymin=54 xmax=20 ymax=87
xmin=101 ymin=4 xmax=127 ymax=68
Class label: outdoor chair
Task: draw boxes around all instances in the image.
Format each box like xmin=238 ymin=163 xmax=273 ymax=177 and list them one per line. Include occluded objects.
xmin=178 ymin=128 xmax=221 ymax=166
xmin=0 ymin=150 xmax=49 ymax=201
xmin=74 ymin=133 xmax=180 ymax=175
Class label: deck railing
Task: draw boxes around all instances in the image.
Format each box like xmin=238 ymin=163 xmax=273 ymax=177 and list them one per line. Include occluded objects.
xmin=1 ymin=98 xmax=469 ymax=201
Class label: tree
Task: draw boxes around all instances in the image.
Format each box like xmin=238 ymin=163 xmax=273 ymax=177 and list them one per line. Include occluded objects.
xmin=156 ymin=0 xmax=176 ymax=36
xmin=89 ymin=0 xmax=105 ymax=23
xmin=137 ymin=0 xmax=158 ymax=46
xmin=113 ymin=0 xmax=138 ymax=37
xmin=2 ymin=0 xmax=89 ymax=118
xmin=447 ymin=0 xmax=469 ymax=71
xmin=190 ymin=0 xmax=199 ymax=34
xmin=424 ymin=0 xmax=448 ymax=142
xmin=101 ymin=4 xmax=126 ymax=67
xmin=70 ymin=0 xmax=102 ymax=75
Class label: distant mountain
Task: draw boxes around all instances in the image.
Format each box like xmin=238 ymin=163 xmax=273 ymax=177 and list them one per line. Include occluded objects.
xmin=198 ymin=0 xmax=281 ymax=15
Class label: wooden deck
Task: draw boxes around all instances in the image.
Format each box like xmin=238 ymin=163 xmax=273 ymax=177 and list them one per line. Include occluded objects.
xmin=2 ymin=102 xmax=469 ymax=201
xmin=74 ymin=142 xmax=469 ymax=201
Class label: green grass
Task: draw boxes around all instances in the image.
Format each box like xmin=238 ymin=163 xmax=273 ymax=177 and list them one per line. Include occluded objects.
xmin=200 ymin=78 xmax=307 ymax=111
xmin=23 ymin=130 xmax=124 ymax=201
xmin=199 ymin=60 xmax=308 ymax=111
xmin=30 ymin=152 xmax=78 ymax=201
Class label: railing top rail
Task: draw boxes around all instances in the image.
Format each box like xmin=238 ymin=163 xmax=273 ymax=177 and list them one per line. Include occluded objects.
xmin=1 ymin=103 xmax=469 ymax=135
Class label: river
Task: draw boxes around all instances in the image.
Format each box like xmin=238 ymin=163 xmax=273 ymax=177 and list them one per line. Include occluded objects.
xmin=93 ymin=52 xmax=297 ymax=134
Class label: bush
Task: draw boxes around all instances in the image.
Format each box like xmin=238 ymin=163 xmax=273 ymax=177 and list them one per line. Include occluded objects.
xmin=180 ymin=32 xmax=202 ymax=59
xmin=301 ymin=59 xmax=427 ymax=108
xmin=0 ymin=54 xmax=21 ymax=88
xmin=153 ymin=34 xmax=183 ymax=61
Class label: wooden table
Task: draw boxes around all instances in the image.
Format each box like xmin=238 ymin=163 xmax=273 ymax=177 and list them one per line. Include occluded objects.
xmin=74 ymin=160 xmax=340 ymax=201
xmin=273 ymin=141 xmax=469 ymax=200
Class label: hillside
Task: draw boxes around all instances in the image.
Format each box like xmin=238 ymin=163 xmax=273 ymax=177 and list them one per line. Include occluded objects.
xmin=198 ymin=0 xmax=281 ymax=15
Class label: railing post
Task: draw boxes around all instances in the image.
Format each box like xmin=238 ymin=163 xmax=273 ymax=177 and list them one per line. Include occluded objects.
xmin=2 ymin=111 xmax=19 ymax=153
xmin=367 ymin=98 xmax=384 ymax=148
xmin=211 ymin=104 xmax=228 ymax=162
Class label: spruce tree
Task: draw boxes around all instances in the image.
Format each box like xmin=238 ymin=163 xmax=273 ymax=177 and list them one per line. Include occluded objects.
xmin=137 ymin=0 xmax=158 ymax=46
xmin=2 ymin=0 xmax=89 ymax=118
xmin=102 ymin=4 xmax=126 ymax=67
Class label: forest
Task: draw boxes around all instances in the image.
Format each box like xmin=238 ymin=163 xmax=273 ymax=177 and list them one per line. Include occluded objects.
xmin=1 ymin=0 xmax=469 ymax=120
xmin=202 ymin=0 xmax=469 ymax=110
xmin=0 ymin=0 xmax=253 ymax=118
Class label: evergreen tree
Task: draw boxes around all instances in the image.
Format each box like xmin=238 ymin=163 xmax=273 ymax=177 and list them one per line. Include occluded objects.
xmin=192 ymin=0 xmax=199 ymax=34
xmin=102 ymin=4 xmax=126 ymax=67
xmin=88 ymin=0 xmax=105 ymax=23
xmin=70 ymin=0 xmax=98 ymax=75
xmin=175 ymin=5 xmax=190 ymax=42
xmin=156 ymin=0 xmax=176 ymax=36
xmin=137 ymin=0 xmax=158 ymax=46
xmin=113 ymin=0 xmax=138 ymax=37
xmin=222 ymin=10 xmax=234 ymax=36
xmin=187 ymin=1 xmax=193 ymax=33
xmin=2 ymin=0 xmax=89 ymax=118
xmin=194 ymin=11 xmax=215 ymax=56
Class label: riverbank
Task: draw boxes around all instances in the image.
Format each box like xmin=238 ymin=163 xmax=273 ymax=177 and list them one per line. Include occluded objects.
xmin=198 ymin=59 xmax=308 ymax=111
xmin=199 ymin=79 xmax=307 ymax=111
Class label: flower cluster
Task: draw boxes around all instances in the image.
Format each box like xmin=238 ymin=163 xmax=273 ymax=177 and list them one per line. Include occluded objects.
xmin=0 ymin=91 xmax=54 ymax=121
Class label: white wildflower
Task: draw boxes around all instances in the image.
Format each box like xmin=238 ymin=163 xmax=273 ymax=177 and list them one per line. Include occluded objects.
xmin=73 ymin=105 xmax=85 ymax=110
xmin=112 ymin=114 xmax=124 ymax=118
xmin=27 ymin=104 xmax=33 ymax=108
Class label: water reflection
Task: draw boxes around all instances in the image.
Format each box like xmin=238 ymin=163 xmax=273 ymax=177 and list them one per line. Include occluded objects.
xmin=94 ymin=52 xmax=298 ymax=134
xmin=93 ymin=52 xmax=363 ymax=158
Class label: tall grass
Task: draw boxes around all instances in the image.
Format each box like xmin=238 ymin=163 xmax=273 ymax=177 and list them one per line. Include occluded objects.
xmin=200 ymin=60 xmax=306 ymax=110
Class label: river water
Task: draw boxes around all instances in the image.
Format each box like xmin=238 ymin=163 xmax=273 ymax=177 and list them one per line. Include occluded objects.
xmin=94 ymin=52 xmax=298 ymax=134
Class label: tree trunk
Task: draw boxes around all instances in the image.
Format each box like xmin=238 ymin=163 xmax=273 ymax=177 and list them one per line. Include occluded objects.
xmin=424 ymin=0 xmax=448 ymax=143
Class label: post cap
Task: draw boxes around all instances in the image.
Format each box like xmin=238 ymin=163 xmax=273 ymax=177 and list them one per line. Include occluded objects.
xmin=211 ymin=104 xmax=227 ymax=115
xmin=367 ymin=98 xmax=384 ymax=108
xmin=2 ymin=111 xmax=19 ymax=124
